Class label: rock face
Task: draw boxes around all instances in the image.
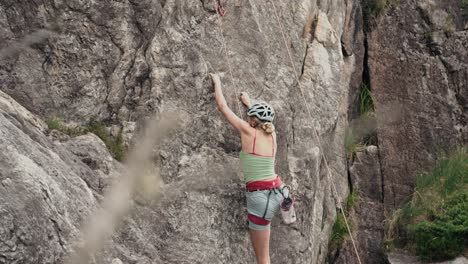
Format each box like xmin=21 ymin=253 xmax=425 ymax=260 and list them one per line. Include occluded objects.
xmin=62 ymin=133 xmax=123 ymax=195
xmin=368 ymin=0 xmax=468 ymax=208
xmin=0 ymin=0 xmax=466 ymax=263
xmin=0 ymin=90 xmax=96 ymax=263
xmin=387 ymin=250 xmax=468 ymax=264
xmin=0 ymin=90 xmax=177 ymax=264
xmin=0 ymin=0 xmax=361 ymax=263
xmin=329 ymin=0 xmax=467 ymax=262
xmin=330 ymin=146 xmax=386 ymax=264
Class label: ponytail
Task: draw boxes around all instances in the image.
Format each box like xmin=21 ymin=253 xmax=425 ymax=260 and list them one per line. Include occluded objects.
xmin=261 ymin=122 xmax=275 ymax=134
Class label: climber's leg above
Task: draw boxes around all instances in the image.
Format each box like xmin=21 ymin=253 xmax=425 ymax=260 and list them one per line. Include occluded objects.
xmin=249 ymin=228 xmax=270 ymax=264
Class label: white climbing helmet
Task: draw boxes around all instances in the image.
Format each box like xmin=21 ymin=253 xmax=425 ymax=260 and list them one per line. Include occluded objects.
xmin=247 ymin=102 xmax=275 ymax=122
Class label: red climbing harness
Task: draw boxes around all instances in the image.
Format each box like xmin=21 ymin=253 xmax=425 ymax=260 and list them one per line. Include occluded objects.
xmin=246 ymin=176 xmax=282 ymax=192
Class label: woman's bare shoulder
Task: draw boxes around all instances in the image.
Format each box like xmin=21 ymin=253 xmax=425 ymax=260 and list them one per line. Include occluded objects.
xmin=240 ymin=126 xmax=255 ymax=138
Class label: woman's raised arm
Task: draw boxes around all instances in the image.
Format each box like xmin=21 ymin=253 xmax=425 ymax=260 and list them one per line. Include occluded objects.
xmin=210 ymin=73 xmax=250 ymax=133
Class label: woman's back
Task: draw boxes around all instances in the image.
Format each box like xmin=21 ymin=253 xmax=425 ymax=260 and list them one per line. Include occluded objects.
xmin=241 ymin=128 xmax=276 ymax=157
xmin=240 ymin=128 xmax=277 ymax=183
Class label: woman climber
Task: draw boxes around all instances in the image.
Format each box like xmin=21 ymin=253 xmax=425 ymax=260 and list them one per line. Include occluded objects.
xmin=210 ymin=73 xmax=293 ymax=264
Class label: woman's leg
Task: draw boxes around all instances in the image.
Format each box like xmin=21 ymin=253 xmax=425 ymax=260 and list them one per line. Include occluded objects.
xmin=249 ymin=228 xmax=270 ymax=264
xmin=246 ymin=189 xmax=281 ymax=264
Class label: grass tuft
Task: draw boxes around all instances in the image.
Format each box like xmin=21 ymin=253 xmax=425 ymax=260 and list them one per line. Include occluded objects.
xmin=346 ymin=189 xmax=359 ymax=209
xmin=443 ymin=15 xmax=456 ymax=34
xmin=365 ymin=0 xmax=399 ymax=17
xmin=345 ymin=129 xmax=367 ymax=157
xmin=345 ymin=82 xmax=376 ymax=157
xmin=46 ymin=116 xmax=63 ymax=130
xmin=330 ymin=190 xmax=359 ymax=246
xmin=359 ymin=83 xmax=374 ymax=116
xmin=414 ymin=148 xmax=467 ymax=195
xmin=409 ymin=192 xmax=468 ymax=261
xmin=463 ymin=0 xmax=468 ymax=18
xmin=46 ymin=116 xmax=85 ymax=137
xmin=46 ymin=116 xmax=125 ymax=161
xmin=331 ymin=214 xmax=349 ymax=246
xmin=85 ymin=119 xmax=125 ymax=161
xmin=387 ymin=147 xmax=468 ymax=261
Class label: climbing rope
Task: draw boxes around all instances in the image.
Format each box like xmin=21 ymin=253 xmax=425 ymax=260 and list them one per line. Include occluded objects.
xmin=212 ymin=0 xmax=243 ymax=119
xmin=211 ymin=1 xmax=362 ymax=262
xmin=268 ymin=1 xmax=363 ymax=263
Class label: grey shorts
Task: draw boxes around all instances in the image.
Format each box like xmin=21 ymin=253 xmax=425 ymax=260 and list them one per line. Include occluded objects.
xmin=245 ymin=185 xmax=289 ymax=230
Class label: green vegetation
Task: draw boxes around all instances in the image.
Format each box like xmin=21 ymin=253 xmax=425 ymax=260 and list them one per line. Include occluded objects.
xmin=45 ymin=117 xmax=85 ymax=137
xmin=387 ymin=147 xmax=468 ymax=261
xmin=331 ymin=213 xmax=349 ymax=245
xmin=46 ymin=116 xmax=62 ymax=130
xmin=409 ymin=192 xmax=467 ymax=261
xmin=46 ymin=117 xmax=125 ymax=161
xmin=359 ymin=83 xmax=374 ymax=116
xmin=462 ymin=0 xmax=468 ymax=17
xmin=368 ymin=0 xmax=388 ymax=17
xmin=85 ymin=120 xmax=125 ymax=161
xmin=330 ymin=190 xmax=359 ymax=246
xmin=346 ymin=189 xmax=359 ymax=209
xmin=345 ymin=82 xmax=375 ymax=157
xmin=365 ymin=0 xmax=398 ymax=17
xmin=413 ymin=148 xmax=467 ymax=194
xmin=443 ymin=15 xmax=456 ymax=34
xmin=345 ymin=129 xmax=367 ymax=157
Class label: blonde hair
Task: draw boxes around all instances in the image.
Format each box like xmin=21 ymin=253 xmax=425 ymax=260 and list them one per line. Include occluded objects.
xmin=261 ymin=122 xmax=275 ymax=134
xmin=250 ymin=117 xmax=275 ymax=134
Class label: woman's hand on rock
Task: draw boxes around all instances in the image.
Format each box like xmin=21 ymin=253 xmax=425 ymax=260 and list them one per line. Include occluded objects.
xmin=240 ymin=92 xmax=251 ymax=107
xmin=209 ymin=73 xmax=221 ymax=87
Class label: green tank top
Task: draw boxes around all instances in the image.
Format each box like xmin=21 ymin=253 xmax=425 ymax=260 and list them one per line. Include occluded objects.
xmin=240 ymin=151 xmax=276 ymax=183
xmin=239 ymin=130 xmax=276 ymax=183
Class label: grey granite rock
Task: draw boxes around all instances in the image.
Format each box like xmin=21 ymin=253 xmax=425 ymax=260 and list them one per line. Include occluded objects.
xmin=0 ymin=90 xmax=96 ymax=263
xmin=387 ymin=250 xmax=468 ymax=264
xmin=0 ymin=0 xmax=466 ymax=263
xmin=62 ymin=133 xmax=123 ymax=194
xmin=330 ymin=146 xmax=386 ymax=264
xmin=368 ymin=0 xmax=468 ymax=209
xmin=0 ymin=1 xmax=357 ymax=263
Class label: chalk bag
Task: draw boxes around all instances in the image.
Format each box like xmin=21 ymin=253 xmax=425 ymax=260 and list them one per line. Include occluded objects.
xmin=280 ymin=196 xmax=296 ymax=224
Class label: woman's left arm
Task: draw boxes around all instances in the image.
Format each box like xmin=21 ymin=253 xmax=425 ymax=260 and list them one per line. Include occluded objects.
xmin=210 ymin=73 xmax=250 ymax=133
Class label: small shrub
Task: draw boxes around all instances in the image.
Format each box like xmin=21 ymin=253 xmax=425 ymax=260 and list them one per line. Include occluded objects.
xmin=330 ymin=190 xmax=359 ymax=246
xmin=345 ymin=129 xmax=366 ymax=157
xmin=415 ymin=147 xmax=467 ymax=195
xmin=46 ymin=116 xmax=84 ymax=137
xmin=359 ymin=83 xmax=374 ymax=115
xmin=85 ymin=120 xmax=125 ymax=161
xmin=331 ymin=214 xmax=349 ymax=246
xmin=410 ymin=192 xmax=468 ymax=261
xmin=345 ymin=82 xmax=376 ymax=157
xmin=46 ymin=117 xmax=63 ymax=130
xmin=46 ymin=117 xmax=125 ymax=160
xmin=463 ymin=0 xmax=468 ymax=17
xmin=368 ymin=0 xmax=388 ymax=16
xmin=346 ymin=189 xmax=359 ymax=209
xmin=365 ymin=0 xmax=398 ymax=17
xmin=390 ymin=147 xmax=468 ymax=261
xmin=411 ymin=222 xmax=464 ymax=261
xmin=443 ymin=15 xmax=456 ymax=34
xmin=383 ymin=208 xmax=403 ymax=251
xmin=109 ymin=130 xmax=124 ymax=161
